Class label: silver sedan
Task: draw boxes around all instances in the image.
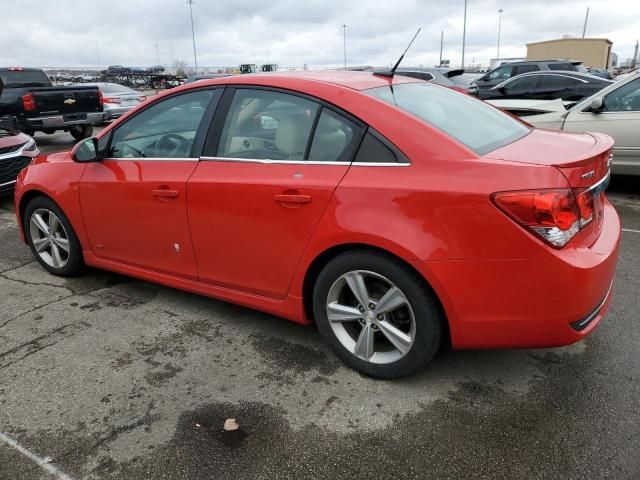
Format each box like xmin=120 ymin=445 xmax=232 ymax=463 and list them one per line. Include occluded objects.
xmin=80 ymin=83 xmax=147 ymax=121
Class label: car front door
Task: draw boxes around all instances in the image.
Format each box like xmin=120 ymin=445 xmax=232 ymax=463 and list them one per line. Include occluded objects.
xmin=187 ymin=87 xmax=364 ymax=298
xmin=563 ymin=77 xmax=640 ymax=174
xmin=79 ymin=88 xmax=221 ymax=278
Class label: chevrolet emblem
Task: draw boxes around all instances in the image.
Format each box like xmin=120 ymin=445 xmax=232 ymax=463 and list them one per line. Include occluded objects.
xmin=64 ymin=98 xmax=76 ymax=105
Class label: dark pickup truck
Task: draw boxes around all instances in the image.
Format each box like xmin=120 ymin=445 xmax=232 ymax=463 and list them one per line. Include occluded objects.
xmin=0 ymin=67 xmax=103 ymax=140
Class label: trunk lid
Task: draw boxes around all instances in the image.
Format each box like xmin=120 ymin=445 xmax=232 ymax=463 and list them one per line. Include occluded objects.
xmin=487 ymin=128 xmax=613 ymax=243
xmin=485 ymin=128 xmax=612 ymax=186
xmin=27 ymin=86 xmax=102 ymax=117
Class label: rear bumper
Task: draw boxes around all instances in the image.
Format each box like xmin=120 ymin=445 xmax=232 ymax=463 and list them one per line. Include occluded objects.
xmin=102 ymin=105 xmax=134 ymax=120
xmin=416 ymin=200 xmax=621 ymax=349
xmin=22 ymin=112 xmax=103 ymax=130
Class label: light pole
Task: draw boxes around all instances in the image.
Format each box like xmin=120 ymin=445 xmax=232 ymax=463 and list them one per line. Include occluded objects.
xmin=187 ymin=0 xmax=198 ymax=72
xmin=342 ymin=24 xmax=347 ymax=69
xmin=497 ymin=9 xmax=504 ymax=60
xmin=439 ymin=30 xmax=444 ymax=67
xmin=461 ymin=0 xmax=468 ymax=68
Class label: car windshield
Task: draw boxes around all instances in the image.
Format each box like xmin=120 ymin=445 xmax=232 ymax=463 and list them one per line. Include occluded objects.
xmin=366 ymin=83 xmax=530 ymax=155
xmin=0 ymin=70 xmax=50 ymax=88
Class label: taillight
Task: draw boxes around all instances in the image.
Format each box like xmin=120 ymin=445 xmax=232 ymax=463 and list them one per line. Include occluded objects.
xmin=492 ymin=188 xmax=594 ymax=248
xmin=98 ymin=90 xmax=104 ymax=104
xmin=22 ymin=93 xmax=36 ymax=111
xmin=102 ymin=96 xmax=121 ymax=104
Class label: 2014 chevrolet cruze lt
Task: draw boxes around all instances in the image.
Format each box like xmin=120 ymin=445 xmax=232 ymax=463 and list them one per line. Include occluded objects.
xmin=14 ymin=71 xmax=620 ymax=378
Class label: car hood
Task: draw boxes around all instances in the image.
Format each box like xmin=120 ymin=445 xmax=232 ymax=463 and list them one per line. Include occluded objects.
xmin=485 ymin=128 xmax=613 ymax=168
xmin=32 ymin=151 xmax=73 ymax=165
xmin=0 ymin=132 xmax=31 ymax=149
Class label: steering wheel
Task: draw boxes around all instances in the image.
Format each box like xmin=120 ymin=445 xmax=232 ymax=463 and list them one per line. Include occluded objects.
xmin=154 ymin=133 xmax=191 ymax=157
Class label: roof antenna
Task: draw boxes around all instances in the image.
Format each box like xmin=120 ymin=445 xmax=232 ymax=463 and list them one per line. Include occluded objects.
xmin=374 ymin=28 xmax=422 ymax=77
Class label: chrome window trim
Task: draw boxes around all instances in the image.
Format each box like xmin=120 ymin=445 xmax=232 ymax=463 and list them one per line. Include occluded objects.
xmin=0 ymin=139 xmax=37 ymax=161
xmin=101 ymin=157 xmax=199 ymax=162
xmin=199 ymin=156 xmax=410 ymax=167
xmin=0 ymin=179 xmax=17 ymax=188
xmin=578 ymin=109 xmax=640 ymax=115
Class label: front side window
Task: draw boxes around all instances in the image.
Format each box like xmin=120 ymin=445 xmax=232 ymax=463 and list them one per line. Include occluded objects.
xmin=217 ymin=89 xmax=319 ymax=160
xmin=603 ymin=78 xmax=640 ymax=112
xmin=367 ymin=83 xmax=530 ymax=155
xmin=108 ymin=89 xmax=217 ymax=159
xmin=488 ymin=66 xmax=513 ymax=81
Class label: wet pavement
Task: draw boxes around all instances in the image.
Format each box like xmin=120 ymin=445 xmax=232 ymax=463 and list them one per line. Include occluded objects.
xmin=0 ymin=131 xmax=639 ymax=479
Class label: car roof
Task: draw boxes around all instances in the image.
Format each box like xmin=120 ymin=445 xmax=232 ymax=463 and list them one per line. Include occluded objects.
xmin=505 ymin=71 xmax=610 ymax=82
xmin=193 ymin=70 xmax=418 ymax=91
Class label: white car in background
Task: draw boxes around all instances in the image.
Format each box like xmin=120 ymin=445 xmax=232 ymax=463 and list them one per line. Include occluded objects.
xmin=75 ymin=82 xmax=147 ymax=121
xmin=488 ymin=72 xmax=640 ymax=175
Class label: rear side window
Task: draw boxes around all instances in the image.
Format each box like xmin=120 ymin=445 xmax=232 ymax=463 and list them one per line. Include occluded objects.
xmin=366 ymin=83 xmax=530 ymax=155
xmin=548 ymin=63 xmax=573 ymax=71
xmin=540 ymin=75 xmax=576 ymax=89
xmin=308 ymin=109 xmax=361 ymax=162
xmin=0 ymin=70 xmax=50 ymax=88
xmin=354 ymin=131 xmax=402 ymax=164
xmin=217 ymin=89 xmax=319 ymax=161
xmin=514 ymin=65 xmax=540 ymax=75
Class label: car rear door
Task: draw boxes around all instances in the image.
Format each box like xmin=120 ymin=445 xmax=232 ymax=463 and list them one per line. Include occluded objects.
xmin=79 ymin=88 xmax=222 ymax=279
xmin=563 ymin=77 xmax=640 ymax=174
xmin=187 ymin=87 xmax=364 ymax=299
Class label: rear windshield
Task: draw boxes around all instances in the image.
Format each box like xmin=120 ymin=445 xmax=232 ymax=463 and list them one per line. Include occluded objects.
xmin=366 ymin=83 xmax=530 ymax=155
xmin=0 ymin=70 xmax=50 ymax=88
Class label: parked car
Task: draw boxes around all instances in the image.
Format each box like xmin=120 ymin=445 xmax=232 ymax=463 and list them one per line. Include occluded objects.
xmin=474 ymin=71 xmax=612 ymax=101
xmin=588 ymin=68 xmax=612 ymax=80
xmin=0 ymin=67 xmax=102 ymax=140
xmin=470 ymin=60 xmax=588 ymax=93
xmin=396 ymin=68 xmax=470 ymax=92
xmin=615 ymin=68 xmax=639 ymax=81
xmin=487 ymin=73 xmax=640 ymax=175
xmin=0 ymin=115 xmax=39 ymax=194
xmin=14 ymin=71 xmax=619 ymax=378
xmin=75 ymin=83 xmax=147 ymax=121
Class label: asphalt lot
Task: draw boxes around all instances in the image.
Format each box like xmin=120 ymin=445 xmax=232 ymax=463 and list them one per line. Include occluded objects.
xmin=1 ymin=130 xmax=639 ymax=479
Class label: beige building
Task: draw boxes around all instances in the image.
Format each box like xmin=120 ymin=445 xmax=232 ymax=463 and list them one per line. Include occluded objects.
xmin=526 ymin=37 xmax=613 ymax=69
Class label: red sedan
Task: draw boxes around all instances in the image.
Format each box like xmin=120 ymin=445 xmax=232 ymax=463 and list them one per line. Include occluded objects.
xmin=14 ymin=71 xmax=620 ymax=378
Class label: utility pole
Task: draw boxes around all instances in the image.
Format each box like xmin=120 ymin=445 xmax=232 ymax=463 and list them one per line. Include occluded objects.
xmin=187 ymin=0 xmax=198 ymax=72
xmin=582 ymin=7 xmax=590 ymax=38
xmin=155 ymin=41 xmax=160 ymax=66
xmin=439 ymin=30 xmax=444 ymax=67
xmin=342 ymin=24 xmax=347 ymax=69
xmin=461 ymin=0 xmax=468 ymax=68
xmin=497 ymin=9 xmax=503 ymax=60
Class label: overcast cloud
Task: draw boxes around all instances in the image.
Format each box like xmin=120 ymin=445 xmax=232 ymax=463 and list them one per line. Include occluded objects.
xmin=0 ymin=0 xmax=638 ymax=69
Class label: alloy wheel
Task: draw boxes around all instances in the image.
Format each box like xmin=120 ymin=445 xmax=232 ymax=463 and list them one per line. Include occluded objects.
xmin=29 ymin=208 xmax=71 ymax=269
xmin=326 ymin=270 xmax=416 ymax=364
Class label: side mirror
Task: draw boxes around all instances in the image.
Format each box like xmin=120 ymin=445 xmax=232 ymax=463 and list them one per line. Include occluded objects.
xmin=590 ymin=97 xmax=604 ymax=113
xmin=72 ymin=137 xmax=100 ymax=163
xmin=0 ymin=115 xmax=19 ymax=133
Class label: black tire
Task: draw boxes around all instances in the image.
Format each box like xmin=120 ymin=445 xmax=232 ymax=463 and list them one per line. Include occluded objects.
xmin=69 ymin=125 xmax=93 ymax=141
xmin=313 ymin=250 xmax=443 ymax=379
xmin=24 ymin=196 xmax=84 ymax=276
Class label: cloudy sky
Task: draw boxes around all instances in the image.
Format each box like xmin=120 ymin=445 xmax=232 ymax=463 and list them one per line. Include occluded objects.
xmin=1 ymin=0 xmax=638 ymax=70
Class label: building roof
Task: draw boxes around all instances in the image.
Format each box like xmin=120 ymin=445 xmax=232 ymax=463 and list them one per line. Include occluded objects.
xmin=527 ymin=37 xmax=612 ymax=47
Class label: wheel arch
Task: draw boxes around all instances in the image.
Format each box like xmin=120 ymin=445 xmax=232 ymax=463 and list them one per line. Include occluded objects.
xmin=301 ymin=242 xmax=451 ymax=346
xmin=18 ymin=189 xmax=57 ymax=233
